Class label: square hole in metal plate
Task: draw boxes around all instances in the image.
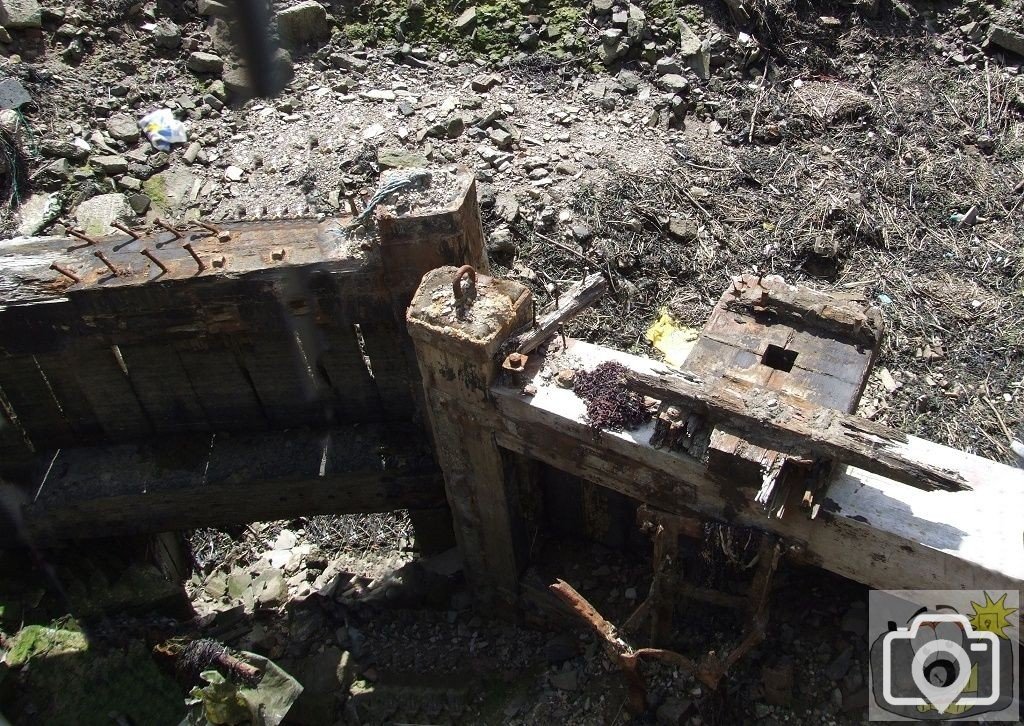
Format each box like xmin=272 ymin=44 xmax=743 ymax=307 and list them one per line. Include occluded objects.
xmin=761 ymin=344 xmax=798 ymax=372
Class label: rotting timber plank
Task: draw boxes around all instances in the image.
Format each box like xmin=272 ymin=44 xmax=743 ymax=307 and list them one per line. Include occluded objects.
xmin=0 ymin=354 xmax=75 ymax=444
xmin=628 ymin=369 xmax=969 ymax=493
xmin=488 ymin=340 xmax=1024 ymax=601
xmin=8 ymin=423 xmax=443 ymax=545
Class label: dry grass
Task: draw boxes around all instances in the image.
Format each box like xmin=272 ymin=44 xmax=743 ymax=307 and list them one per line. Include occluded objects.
xmin=497 ymin=36 xmax=1023 ymax=462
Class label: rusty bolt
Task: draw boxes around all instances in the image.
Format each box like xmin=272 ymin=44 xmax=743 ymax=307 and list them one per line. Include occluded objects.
xmin=50 ymin=263 xmax=81 ymax=283
xmin=110 ymin=221 xmax=141 ymax=240
xmin=68 ymin=229 xmax=98 ymax=245
xmin=195 ymin=221 xmax=221 ymax=235
xmin=94 ymin=250 xmax=120 ymax=275
xmin=502 ymin=352 xmax=528 ymax=373
xmin=182 ymin=243 xmax=206 ymax=272
xmin=139 ymin=248 xmax=168 ymax=274
xmin=155 ymin=218 xmax=183 ymax=239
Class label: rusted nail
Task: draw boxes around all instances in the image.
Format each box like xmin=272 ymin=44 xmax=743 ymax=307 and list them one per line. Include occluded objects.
xmin=50 ymin=263 xmax=81 ymax=283
xmin=155 ymin=218 xmax=183 ymax=239
xmin=182 ymin=243 xmax=206 ymax=272
xmin=452 ymin=264 xmax=476 ymax=302
xmin=196 ymin=221 xmax=221 ymax=235
xmin=94 ymin=250 xmax=120 ymax=276
xmin=110 ymin=221 xmax=141 ymax=240
xmin=271 ymin=248 xmax=287 ymax=261
xmin=139 ymin=247 xmax=168 ymax=274
xmin=68 ymin=229 xmax=98 ymax=245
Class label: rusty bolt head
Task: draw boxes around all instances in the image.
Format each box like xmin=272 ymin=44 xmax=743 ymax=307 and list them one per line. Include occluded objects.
xmin=502 ymin=352 xmax=528 ymax=373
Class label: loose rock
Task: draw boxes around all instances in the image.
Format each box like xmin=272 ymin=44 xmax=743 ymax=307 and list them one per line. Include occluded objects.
xmin=0 ymin=0 xmax=40 ymax=28
xmin=187 ymin=52 xmax=225 ymax=75
xmin=74 ymin=193 xmax=133 ymax=236
xmin=276 ymin=0 xmax=331 ymax=47
xmin=105 ymin=114 xmax=139 ymax=143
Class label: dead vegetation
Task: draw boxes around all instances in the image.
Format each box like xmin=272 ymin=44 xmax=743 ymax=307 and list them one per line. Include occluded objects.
xmin=501 ymin=47 xmax=1024 ymax=462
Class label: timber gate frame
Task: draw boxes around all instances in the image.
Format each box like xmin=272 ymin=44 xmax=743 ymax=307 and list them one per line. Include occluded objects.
xmin=1 ymin=169 xmax=1022 ymax=652
xmin=0 ymin=171 xmax=488 ymax=547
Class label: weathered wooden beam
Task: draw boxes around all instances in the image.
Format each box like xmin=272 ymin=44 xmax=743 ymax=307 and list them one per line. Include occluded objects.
xmin=2 ymin=424 xmax=444 ymax=546
xmin=407 ymin=266 xmax=534 ymax=612
xmin=489 ymin=340 xmax=1024 ymax=601
xmin=628 ymin=369 xmax=970 ymax=493
xmin=514 ymin=272 xmax=608 ymax=355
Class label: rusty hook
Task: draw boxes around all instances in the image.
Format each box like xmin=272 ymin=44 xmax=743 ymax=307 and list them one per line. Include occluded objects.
xmin=155 ymin=218 xmax=183 ymax=240
xmin=452 ymin=265 xmax=476 ymax=302
xmin=110 ymin=221 xmax=141 ymax=240
xmin=68 ymin=229 xmax=98 ymax=246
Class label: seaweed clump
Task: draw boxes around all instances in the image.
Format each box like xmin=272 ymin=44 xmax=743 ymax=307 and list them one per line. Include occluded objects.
xmin=573 ymin=362 xmax=649 ymax=431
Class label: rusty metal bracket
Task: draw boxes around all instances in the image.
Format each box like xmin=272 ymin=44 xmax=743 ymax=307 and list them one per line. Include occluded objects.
xmin=550 ymin=517 xmax=783 ymax=714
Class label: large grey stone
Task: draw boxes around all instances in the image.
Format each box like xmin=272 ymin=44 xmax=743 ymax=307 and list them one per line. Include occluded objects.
xmin=197 ymin=0 xmax=230 ymax=16
xmin=0 ymin=77 xmax=30 ymax=109
xmin=92 ymin=155 xmax=128 ymax=175
xmin=105 ymin=114 xmax=139 ymax=143
xmin=989 ymin=25 xmax=1024 ymax=56
xmin=74 ymin=193 xmax=133 ymax=236
xmin=378 ymin=148 xmax=429 ymax=170
xmin=15 ymin=192 xmax=60 ymax=236
xmin=187 ymin=51 xmax=224 ymax=74
xmin=678 ymin=22 xmax=710 ymax=79
xmin=0 ymin=0 xmax=40 ymax=28
xmin=454 ymin=6 xmax=477 ymax=32
xmin=276 ymin=0 xmax=330 ymax=47
xmin=658 ymin=74 xmax=690 ymax=94
xmin=152 ymin=19 xmax=181 ymax=49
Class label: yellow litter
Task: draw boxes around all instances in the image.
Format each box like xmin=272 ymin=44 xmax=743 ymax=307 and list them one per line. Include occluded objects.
xmin=645 ymin=309 xmax=699 ymax=368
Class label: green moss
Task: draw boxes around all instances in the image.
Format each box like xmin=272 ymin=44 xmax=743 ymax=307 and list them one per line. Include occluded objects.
xmin=548 ymin=6 xmax=583 ymax=35
xmin=339 ymin=0 xmax=588 ymax=58
xmin=142 ymin=174 xmax=168 ymax=210
xmin=677 ymin=3 xmax=704 ymax=25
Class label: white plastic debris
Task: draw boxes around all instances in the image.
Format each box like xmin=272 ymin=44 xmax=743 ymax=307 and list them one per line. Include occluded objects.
xmin=138 ymin=108 xmax=187 ymax=151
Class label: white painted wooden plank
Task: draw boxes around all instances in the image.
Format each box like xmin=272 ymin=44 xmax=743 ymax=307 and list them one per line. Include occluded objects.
xmin=496 ymin=339 xmax=1024 ymax=611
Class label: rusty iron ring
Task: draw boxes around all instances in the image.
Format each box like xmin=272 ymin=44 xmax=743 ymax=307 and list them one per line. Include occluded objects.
xmin=452 ymin=264 xmax=476 ymax=302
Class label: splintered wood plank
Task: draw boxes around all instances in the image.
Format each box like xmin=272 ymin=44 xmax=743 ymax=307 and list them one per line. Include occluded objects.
xmin=0 ymin=385 xmax=34 ymax=473
xmin=307 ymin=272 xmax=382 ymax=423
xmin=68 ymin=342 xmax=153 ymax=440
xmin=354 ymin=301 xmax=416 ymax=420
xmin=0 ymin=355 xmax=75 ymax=445
xmin=176 ymin=343 xmax=267 ymax=429
xmin=116 ymin=343 xmax=210 ymax=432
xmin=629 ymin=369 xmax=968 ymax=492
xmin=11 ymin=425 xmax=444 ymax=544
